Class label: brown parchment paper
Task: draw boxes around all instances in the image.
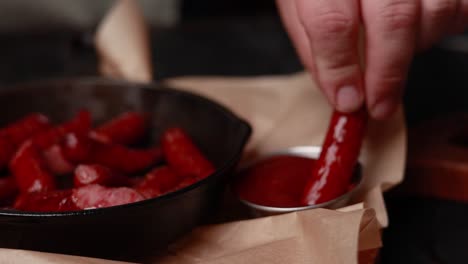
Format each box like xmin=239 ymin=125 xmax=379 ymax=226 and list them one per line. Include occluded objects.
xmin=153 ymin=208 xmax=381 ymax=264
xmin=95 ymin=0 xmax=152 ymax=83
xmin=0 ymin=249 xmax=131 ymax=264
xmin=0 ymin=0 xmax=406 ymax=263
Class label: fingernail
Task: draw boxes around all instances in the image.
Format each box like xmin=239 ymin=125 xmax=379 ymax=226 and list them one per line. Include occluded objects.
xmin=336 ymin=86 xmax=363 ymax=112
xmin=371 ymin=99 xmax=396 ymax=120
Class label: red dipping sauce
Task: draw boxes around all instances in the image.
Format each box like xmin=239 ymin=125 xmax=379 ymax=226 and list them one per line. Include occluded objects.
xmin=233 ymin=155 xmax=317 ymax=208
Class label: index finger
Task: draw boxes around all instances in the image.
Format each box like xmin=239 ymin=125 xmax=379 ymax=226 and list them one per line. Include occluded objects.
xmin=297 ymin=0 xmax=364 ymax=113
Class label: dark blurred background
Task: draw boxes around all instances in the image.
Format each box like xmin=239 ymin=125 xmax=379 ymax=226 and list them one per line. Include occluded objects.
xmin=0 ymin=1 xmax=468 ymax=263
xmin=181 ymin=0 xmax=276 ymax=19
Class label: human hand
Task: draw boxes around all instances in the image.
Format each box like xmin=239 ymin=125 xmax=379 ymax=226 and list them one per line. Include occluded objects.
xmin=277 ymin=0 xmax=468 ymax=119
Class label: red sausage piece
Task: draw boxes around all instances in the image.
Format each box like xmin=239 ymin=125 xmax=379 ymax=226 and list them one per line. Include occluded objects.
xmin=0 ymin=138 xmax=18 ymax=170
xmin=162 ymin=128 xmax=215 ymax=180
xmin=10 ymin=141 xmax=56 ymax=193
xmin=90 ymin=112 xmax=147 ymax=145
xmin=74 ymin=164 xmax=133 ymax=187
xmin=134 ymin=166 xmax=182 ymax=198
xmin=31 ymin=110 xmax=91 ymax=149
xmin=0 ymin=113 xmax=51 ymax=168
xmin=72 ymin=184 xmax=144 ymax=209
xmin=172 ymin=177 xmax=198 ymax=191
xmin=43 ymin=144 xmax=75 ymax=175
xmin=0 ymin=113 xmax=51 ymax=145
xmin=302 ymin=109 xmax=367 ymax=205
xmin=62 ymin=133 xmax=162 ymax=174
xmin=0 ymin=176 xmax=18 ymax=206
xmin=14 ymin=190 xmax=78 ymax=212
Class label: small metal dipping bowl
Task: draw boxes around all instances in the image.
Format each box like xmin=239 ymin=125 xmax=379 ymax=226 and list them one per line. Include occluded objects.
xmin=234 ymin=146 xmax=363 ymax=217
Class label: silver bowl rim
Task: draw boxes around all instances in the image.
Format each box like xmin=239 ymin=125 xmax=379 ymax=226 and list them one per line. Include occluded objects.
xmin=234 ymin=145 xmax=363 ymax=213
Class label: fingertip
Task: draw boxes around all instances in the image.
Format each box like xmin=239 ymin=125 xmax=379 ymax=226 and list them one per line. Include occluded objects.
xmin=335 ymin=85 xmax=364 ymax=113
xmin=369 ymin=98 xmax=398 ymax=120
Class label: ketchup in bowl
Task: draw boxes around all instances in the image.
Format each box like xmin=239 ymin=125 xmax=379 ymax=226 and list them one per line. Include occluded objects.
xmin=233 ymin=152 xmax=360 ymax=209
xmin=234 ymin=108 xmax=366 ymax=210
xmin=233 ymin=155 xmax=317 ymax=208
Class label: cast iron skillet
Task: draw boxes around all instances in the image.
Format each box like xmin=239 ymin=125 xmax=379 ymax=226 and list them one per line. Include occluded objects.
xmin=0 ymin=78 xmax=251 ymax=262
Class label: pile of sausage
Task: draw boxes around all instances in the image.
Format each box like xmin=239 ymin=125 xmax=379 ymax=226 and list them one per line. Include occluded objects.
xmin=0 ymin=111 xmax=214 ymax=212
